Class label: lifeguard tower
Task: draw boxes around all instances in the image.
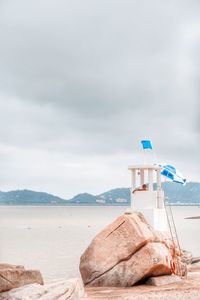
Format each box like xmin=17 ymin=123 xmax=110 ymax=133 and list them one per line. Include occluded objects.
xmin=128 ymin=164 xmax=168 ymax=232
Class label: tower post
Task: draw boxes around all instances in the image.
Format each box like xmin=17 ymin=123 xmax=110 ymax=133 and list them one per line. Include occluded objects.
xmin=148 ymin=169 xmax=153 ymax=191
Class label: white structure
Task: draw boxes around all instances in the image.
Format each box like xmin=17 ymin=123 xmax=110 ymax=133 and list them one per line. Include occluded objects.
xmin=128 ymin=164 xmax=168 ymax=232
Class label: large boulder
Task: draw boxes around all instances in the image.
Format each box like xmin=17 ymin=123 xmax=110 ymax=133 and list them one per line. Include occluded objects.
xmin=80 ymin=212 xmax=178 ymax=287
xmin=0 ymin=264 xmax=43 ymax=293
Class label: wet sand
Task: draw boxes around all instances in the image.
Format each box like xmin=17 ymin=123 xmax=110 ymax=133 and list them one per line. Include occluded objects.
xmin=185 ymin=216 xmax=200 ymax=219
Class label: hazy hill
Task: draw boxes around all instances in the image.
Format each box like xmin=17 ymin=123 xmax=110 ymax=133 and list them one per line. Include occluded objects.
xmin=0 ymin=182 xmax=199 ymax=205
xmin=162 ymin=181 xmax=200 ymax=205
xmin=0 ymin=190 xmax=66 ymax=205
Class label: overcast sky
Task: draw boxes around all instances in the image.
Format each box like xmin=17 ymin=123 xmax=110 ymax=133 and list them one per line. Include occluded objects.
xmin=0 ymin=0 xmax=199 ymax=198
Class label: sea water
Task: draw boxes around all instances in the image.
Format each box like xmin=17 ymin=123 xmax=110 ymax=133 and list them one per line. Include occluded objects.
xmin=0 ymin=206 xmax=199 ymax=280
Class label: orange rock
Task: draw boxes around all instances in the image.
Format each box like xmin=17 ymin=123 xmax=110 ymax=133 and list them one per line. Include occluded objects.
xmin=0 ymin=265 xmax=43 ymax=292
xmin=145 ymin=274 xmax=181 ymax=286
xmin=80 ymin=212 xmax=176 ymax=287
xmin=0 ymin=264 xmax=25 ymax=270
xmin=88 ymin=243 xmax=172 ymax=287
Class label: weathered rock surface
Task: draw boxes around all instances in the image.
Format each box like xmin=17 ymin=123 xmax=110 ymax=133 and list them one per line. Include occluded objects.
xmin=80 ymin=212 xmax=179 ymax=287
xmin=0 ymin=278 xmax=85 ymax=300
xmin=87 ymin=242 xmax=173 ymax=287
xmin=0 ymin=264 xmax=43 ymax=293
xmin=145 ymin=274 xmax=181 ymax=286
xmin=0 ymin=264 xmax=24 ymax=271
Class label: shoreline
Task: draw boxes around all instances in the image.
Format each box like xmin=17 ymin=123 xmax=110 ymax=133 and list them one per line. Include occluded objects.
xmin=0 ymin=204 xmax=199 ymax=207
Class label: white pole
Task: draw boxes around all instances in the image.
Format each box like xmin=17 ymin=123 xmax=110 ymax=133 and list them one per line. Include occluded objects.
xmin=148 ymin=169 xmax=153 ymax=191
xmin=157 ymin=169 xmax=163 ymax=208
xmin=157 ymin=170 xmax=161 ymax=190
xmin=140 ymin=169 xmax=145 ymax=187
xmin=131 ymin=170 xmax=136 ymax=192
xmin=131 ymin=169 xmax=136 ymax=211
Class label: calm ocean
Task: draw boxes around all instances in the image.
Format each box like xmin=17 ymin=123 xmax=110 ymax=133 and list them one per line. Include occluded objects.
xmin=0 ymin=206 xmax=199 ymax=280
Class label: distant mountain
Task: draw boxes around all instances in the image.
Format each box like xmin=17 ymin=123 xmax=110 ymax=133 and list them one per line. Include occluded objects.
xmin=69 ymin=182 xmax=200 ymax=206
xmin=162 ymin=181 xmax=200 ymax=205
xmin=0 ymin=190 xmax=66 ymax=205
xmin=0 ymin=182 xmax=199 ymax=205
xmin=68 ymin=188 xmax=130 ymax=205
xmin=67 ymin=193 xmax=96 ymax=205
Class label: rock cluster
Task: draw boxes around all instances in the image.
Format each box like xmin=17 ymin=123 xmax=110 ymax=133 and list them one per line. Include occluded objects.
xmin=0 ymin=278 xmax=85 ymax=300
xmin=80 ymin=212 xmax=182 ymax=287
xmin=0 ymin=263 xmax=43 ymax=293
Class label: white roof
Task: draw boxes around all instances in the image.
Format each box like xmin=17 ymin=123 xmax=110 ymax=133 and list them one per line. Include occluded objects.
xmin=128 ymin=164 xmax=162 ymax=171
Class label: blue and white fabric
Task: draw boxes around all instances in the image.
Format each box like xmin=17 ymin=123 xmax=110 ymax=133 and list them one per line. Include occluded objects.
xmin=159 ymin=163 xmax=186 ymax=185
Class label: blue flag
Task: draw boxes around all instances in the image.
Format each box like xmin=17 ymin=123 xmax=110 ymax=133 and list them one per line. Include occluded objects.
xmin=141 ymin=140 xmax=153 ymax=150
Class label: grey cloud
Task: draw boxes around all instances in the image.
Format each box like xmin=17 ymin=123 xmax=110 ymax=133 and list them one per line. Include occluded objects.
xmin=0 ymin=0 xmax=199 ymax=195
xmin=0 ymin=1 xmax=198 ymax=113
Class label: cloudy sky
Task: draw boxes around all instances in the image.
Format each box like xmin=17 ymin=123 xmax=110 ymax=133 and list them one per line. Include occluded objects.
xmin=0 ymin=0 xmax=199 ymax=198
